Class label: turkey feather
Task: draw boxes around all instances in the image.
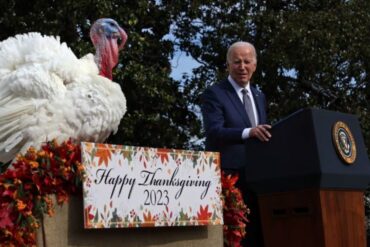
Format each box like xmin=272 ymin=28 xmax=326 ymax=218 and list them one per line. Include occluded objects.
xmin=0 ymin=27 xmax=127 ymax=163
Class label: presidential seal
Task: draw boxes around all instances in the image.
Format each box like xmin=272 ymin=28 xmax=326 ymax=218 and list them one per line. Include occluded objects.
xmin=332 ymin=121 xmax=357 ymax=164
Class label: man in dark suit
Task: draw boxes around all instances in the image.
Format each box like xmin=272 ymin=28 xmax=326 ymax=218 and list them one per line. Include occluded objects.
xmin=201 ymin=41 xmax=271 ymax=247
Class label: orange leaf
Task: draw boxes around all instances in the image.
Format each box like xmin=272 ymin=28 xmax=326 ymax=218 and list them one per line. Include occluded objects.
xmin=197 ymin=205 xmax=212 ymax=225
xmin=157 ymin=148 xmax=169 ymax=164
xmin=95 ymin=146 xmax=112 ymax=167
xmin=142 ymin=211 xmax=155 ymax=227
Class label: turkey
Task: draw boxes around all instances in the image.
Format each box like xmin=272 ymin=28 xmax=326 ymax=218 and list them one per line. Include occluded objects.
xmin=0 ymin=18 xmax=128 ymax=163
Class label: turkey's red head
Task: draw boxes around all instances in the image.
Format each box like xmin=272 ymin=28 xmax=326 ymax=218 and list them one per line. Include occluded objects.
xmin=90 ymin=18 xmax=128 ymax=80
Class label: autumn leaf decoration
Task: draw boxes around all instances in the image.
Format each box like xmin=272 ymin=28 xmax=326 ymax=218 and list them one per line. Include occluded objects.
xmin=221 ymin=171 xmax=250 ymax=247
xmin=0 ymin=140 xmax=248 ymax=247
xmin=142 ymin=211 xmax=156 ymax=227
xmin=95 ymin=144 xmax=113 ymax=167
xmin=197 ymin=205 xmax=212 ymax=225
xmin=0 ymin=139 xmax=84 ymax=246
xmin=157 ymin=148 xmax=169 ymax=165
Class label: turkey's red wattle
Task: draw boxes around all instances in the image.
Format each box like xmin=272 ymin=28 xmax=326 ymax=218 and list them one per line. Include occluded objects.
xmin=98 ymin=38 xmax=119 ymax=80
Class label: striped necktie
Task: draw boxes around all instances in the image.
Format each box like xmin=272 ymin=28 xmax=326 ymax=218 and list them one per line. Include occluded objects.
xmin=241 ymin=89 xmax=256 ymax=127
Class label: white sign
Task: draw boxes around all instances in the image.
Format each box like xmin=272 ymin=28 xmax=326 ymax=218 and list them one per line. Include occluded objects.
xmin=81 ymin=142 xmax=223 ymax=228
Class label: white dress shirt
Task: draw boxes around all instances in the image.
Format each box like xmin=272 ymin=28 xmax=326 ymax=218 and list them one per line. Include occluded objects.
xmin=228 ymin=75 xmax=259 ymax=139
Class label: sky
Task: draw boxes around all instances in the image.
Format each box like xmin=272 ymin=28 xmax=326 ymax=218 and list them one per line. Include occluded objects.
xmin=170 ymin=51 xmax=200 ymax=81
xmin=169 ymin=50 xmax=205 ymax=146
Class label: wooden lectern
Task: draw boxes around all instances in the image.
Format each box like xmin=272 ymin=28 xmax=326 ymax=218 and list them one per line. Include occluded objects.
xmin=244 ymin=108 xmax=370 ymax=247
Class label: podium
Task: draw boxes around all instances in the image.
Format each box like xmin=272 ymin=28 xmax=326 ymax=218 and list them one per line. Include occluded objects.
xmin=244 ymin=108 xmax=370 ymax=247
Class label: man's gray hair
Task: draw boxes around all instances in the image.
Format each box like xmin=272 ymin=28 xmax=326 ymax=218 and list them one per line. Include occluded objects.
xmin=226 ymin=41 xmax=257 ymax=64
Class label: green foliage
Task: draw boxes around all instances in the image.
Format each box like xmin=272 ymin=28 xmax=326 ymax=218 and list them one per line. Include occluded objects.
xmin=172 ymin=0 xmax=370 ymax=155
xmin=1 ymin=0 xmax=370 ymax=235
xmin=171 ymin=0 xmax=370 ymax=234
xmin=0 ymin=0 xmax=202 ymax=150
xmin=1 ymin=0 xmax=368 ymax=159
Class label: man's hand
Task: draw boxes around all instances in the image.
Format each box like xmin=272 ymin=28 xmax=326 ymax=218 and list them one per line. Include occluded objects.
xmin=250 ymin=124 xmax=272 ymax=141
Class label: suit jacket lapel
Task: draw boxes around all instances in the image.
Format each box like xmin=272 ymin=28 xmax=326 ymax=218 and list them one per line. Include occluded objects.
xmin=250 ymin=86 xmax=264 ymax=124
xmin=221 ymin=79 xmax=251 ymax=126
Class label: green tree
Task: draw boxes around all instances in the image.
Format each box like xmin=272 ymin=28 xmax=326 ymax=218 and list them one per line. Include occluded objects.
xmin=0 ymin=0 xmax=201 ymax=150
xmin=171 ymin=0 xmax=370 ymax=234
xmin=172 ymin=0 xmax=370 ymax=154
